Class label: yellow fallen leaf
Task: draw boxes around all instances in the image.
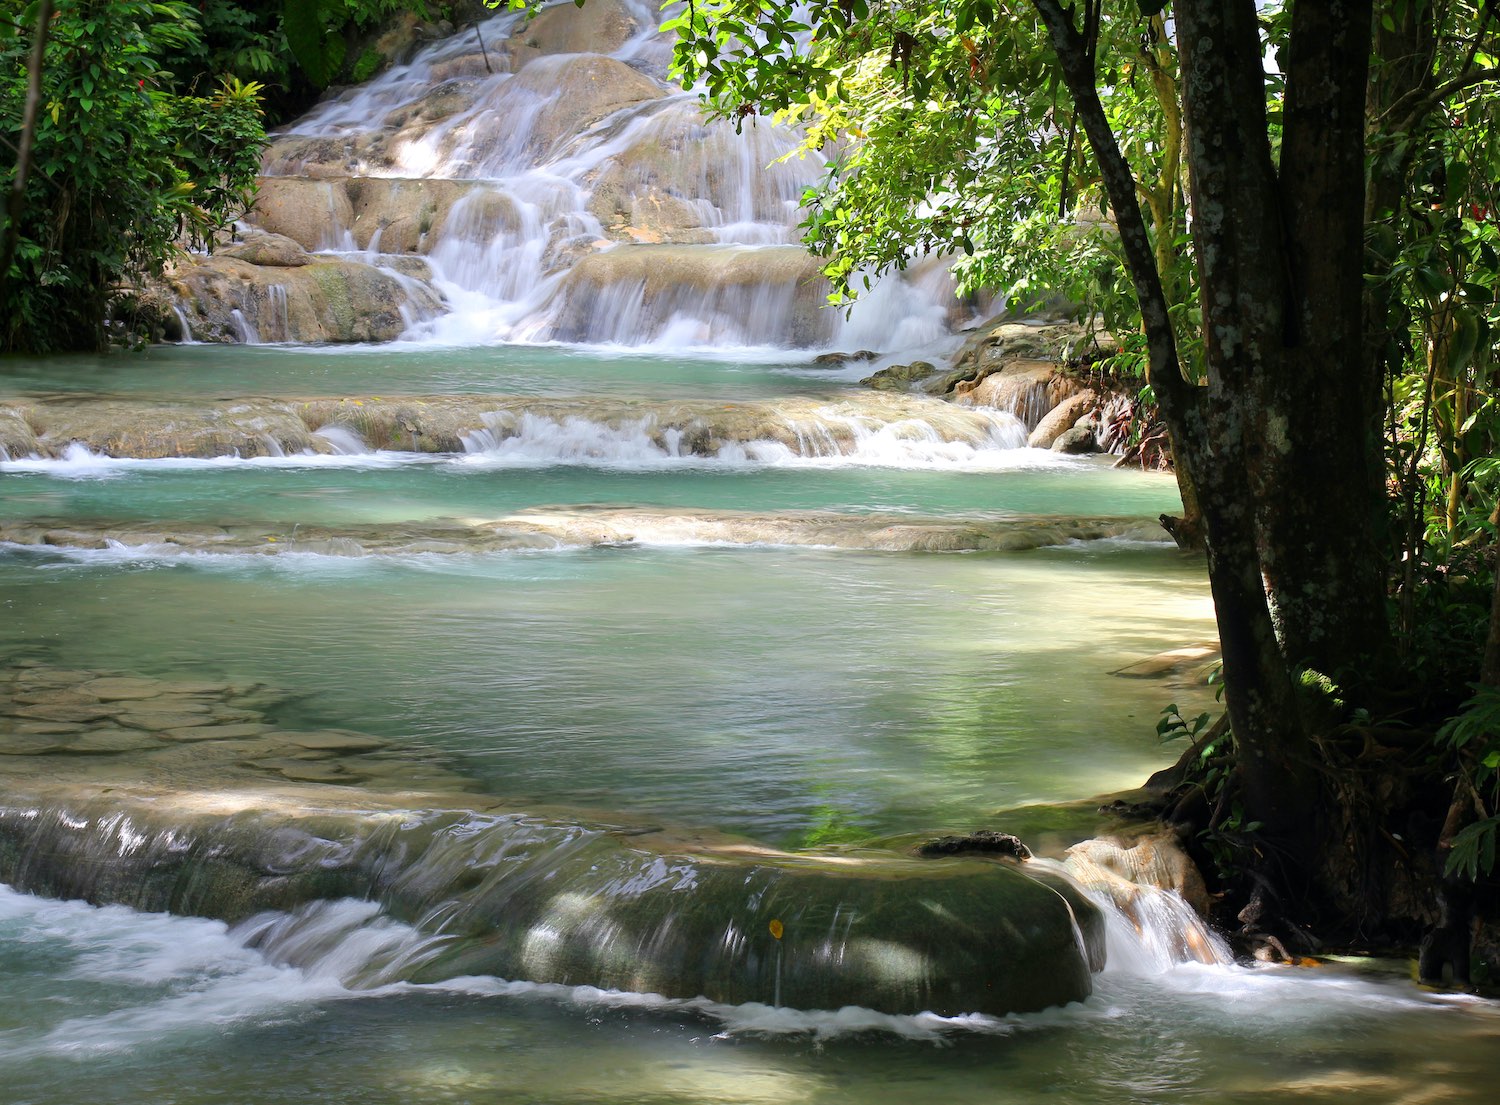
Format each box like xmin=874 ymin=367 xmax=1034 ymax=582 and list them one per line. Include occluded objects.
xmin=768 ymin=919 xmax=784 ymax=940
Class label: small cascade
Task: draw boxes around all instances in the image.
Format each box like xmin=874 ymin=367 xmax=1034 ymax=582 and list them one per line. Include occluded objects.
xmin=170 ymin=304 xmax=196 ymax=343
xmin=173 ymin=0 xmax=975 ymax=353
xmin=453 ymin=401 xmax=1028 ymax=467
xmin=0 ymin=392 xmax=1033 ymax=467
xmin=312 ymin=424 xmax=375 ymax=455
xmin=229 ymin=308 xmax=260 ymax=345
xmin=1056 ymin=836 xmax=1233 ymax=972
xmin=0 ymin=785 xmax=1106 ymax=1018
xmin=235 ymin=899 xmax=453 ymax=990
xmin=264 ymin=284 xmax=289 ymax=342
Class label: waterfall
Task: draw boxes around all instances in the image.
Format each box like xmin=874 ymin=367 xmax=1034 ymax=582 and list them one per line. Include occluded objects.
xmin=177 ymin=0 xmax=976 ymax=353
xmin=265 ymin=284 xmax=289 ymax=342
xmin=0 ymin=392 xmax=1037 ymax=467
xmin=312 ymin=424 xmax=375 ymax=455
xmin=170 ymin=304 xmax=197 ymax=343
xmin=229 ymin=308 xmax=260 ymax=345
xmin=0 ymin=803 xmax=1229 ymax=1032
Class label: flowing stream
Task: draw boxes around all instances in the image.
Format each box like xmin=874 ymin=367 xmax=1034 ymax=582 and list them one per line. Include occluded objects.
xmin=5 ymin=340 xmax=1497 ymax=1103
xmin=3 ymin=2 xmax=1500 ymax=1100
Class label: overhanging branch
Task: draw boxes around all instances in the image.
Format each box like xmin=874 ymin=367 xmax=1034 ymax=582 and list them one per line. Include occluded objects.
xmin=1029 ymin=0 xmax=1191 ymax=419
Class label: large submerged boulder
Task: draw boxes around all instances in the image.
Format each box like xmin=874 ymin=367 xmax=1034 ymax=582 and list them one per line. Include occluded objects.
xmin=0 ymin=764 xmax=1106 ymax=1016
xmin=167 ymin=252 xmax=445 ymax=344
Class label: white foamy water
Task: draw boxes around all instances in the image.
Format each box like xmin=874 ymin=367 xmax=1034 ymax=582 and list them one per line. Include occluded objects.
xmin=231 ymin=0 xmax=974 ymax=355
xmin=0 ymin=410 xmax=1100 ymax=477
xmin=0 ymin=888 xmax=379 ymax=1061
xmin=1 ymin=876 xmax=1482 ymax=1065
xmin=0 ymin=442 xmax=432 ymax=478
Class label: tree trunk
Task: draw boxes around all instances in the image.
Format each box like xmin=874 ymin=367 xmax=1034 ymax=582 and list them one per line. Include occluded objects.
xmin=0 ymin=0 xmax=56 ymax=303
xmin=1265 ymin=0 xmax=1387 ymax=678
xmin=1173 ymin=0 xmax=1322 ymax=864
xmin=1038 ymin=0 xmax=1394 ymax=919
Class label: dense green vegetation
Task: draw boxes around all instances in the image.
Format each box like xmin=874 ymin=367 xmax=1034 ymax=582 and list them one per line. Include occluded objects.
xmin=0 ymin=1 xmax=265 ymax=351
xmin=0 ymin=0 xmax=469 ymax=353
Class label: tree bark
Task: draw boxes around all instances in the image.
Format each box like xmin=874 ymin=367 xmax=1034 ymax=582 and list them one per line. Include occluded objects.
xmin=1173 ymin=0 xmax=1322 ymax=864
xmin=1266 ymin=0 xmax=1387 ymax=677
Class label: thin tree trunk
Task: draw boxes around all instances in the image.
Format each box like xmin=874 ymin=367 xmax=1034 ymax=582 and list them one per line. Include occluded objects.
xmin=0 ymin=0 xmax=55 ymax=303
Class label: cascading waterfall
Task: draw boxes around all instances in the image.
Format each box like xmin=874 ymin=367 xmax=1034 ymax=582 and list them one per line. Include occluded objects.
xmin=0 ymin=770 xmax=1235 ymax=1027
xmin=265 ymin=284 xmax=289 ymax=342
xmin=175 ymin=0 xmax=974 ymax=353
xmin=0 ymin=786 xmax=1106 ymax=1018
xmin=24 ymin=5 xmax=1473 ymax=1098
xmin=228 ymin=308 xmax=259 ymax=344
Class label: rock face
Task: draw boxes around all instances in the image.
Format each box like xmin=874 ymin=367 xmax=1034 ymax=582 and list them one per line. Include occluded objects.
xmin=509 ymin=0 xmax=641 ymax=60
xmin=167 ymin=252 xmax=445 ymax=344
xmin=862 ymin=360 xmax=938 ymax=391
xmin=918 ymin=316 xmax=1121 ymax=449
xmin=1027 ymin=389 xmax=1099 ymax=450
xmin=548 ymin=245 xmax=833 ymax=345
xmin=955 ymin=359 xmax=1071 ymax=424
xmin=503 ymin=55 xmax=666 ymax=162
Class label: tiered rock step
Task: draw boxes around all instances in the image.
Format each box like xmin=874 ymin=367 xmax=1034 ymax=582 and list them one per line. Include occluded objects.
xmin=0 ymin=510 xmax=1165 ymax=556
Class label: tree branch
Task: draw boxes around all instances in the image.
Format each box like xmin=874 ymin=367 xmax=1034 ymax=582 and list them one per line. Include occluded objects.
xmin=1029 ymin=0 xmax=1190 ymax=418
xmin=1396 ymin=64 xmax=1500 ymax=136
xmin=1379 ymin=0 xmax=1498 ymax=128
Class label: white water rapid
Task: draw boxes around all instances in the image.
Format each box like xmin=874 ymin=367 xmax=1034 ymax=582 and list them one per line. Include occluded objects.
xmin=175 ymin=0 xmax=972 ymax=354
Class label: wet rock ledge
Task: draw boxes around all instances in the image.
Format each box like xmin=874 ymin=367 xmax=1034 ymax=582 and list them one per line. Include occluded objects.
xmin=0 ymin=392 xmax=1021 ymax=460
xmin=0 ymin=510 xmax=1170 ymax=557
xmin=0 ymin=659 xmax=1108 ymax=1018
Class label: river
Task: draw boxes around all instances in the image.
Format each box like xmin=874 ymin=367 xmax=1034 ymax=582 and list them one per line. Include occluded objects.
xmin=3 ymin=0 xmax=1499 ymax=1098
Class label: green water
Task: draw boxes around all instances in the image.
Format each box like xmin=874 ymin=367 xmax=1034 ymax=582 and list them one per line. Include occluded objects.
xmin=6 ymin=340 xmax=1496 ymax=1103
xmin=0 ymin=457 xmax=1181 ymax=526
xmin=0 ymin=341 xmax=854 ymax=401
xmin=2 ymin=888 xmax=1497 ymax=1105
xmin=0 ymin=542 xmax=1212 ymax=843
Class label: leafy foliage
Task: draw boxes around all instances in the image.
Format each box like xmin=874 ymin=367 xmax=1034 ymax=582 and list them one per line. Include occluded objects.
xmin=651 ymin=2 xmax=1188 ymax=344
xmin=0 ymin=0 xmax=266 ymax=352
xmin=1 ymin=0 xmax=462 ymax=352
xmin=1439 ymin=685 xmax=1500 ymax=879
xmin=282 ymin=0 xmax=438 ymax=89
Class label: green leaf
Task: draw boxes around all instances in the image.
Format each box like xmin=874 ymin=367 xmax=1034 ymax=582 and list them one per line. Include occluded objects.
xmin=1449 ymin=307 xmax=1481 ymax=378
xmin=282 ymin=0 xmax=342 ymax=87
